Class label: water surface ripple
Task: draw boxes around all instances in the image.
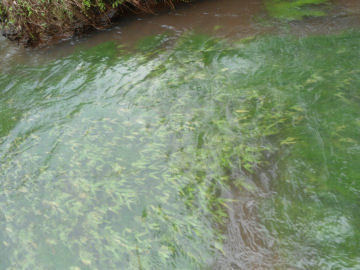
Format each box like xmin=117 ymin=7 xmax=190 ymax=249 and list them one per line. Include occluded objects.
xmin=1 ymin=1 xmax=360 ymax=269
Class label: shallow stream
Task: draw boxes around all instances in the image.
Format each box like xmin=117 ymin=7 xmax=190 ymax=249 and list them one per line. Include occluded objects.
xmin=1 ymin=0 xmax=360 ymax=269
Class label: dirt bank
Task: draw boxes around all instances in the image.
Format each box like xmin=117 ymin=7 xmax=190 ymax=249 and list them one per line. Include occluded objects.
xmin=0 ymin=0 xmax=185 ymax=47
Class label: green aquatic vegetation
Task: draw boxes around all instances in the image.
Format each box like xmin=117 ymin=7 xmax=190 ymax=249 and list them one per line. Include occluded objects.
xmin=1 ymin=30 xmax=360 ymax=269
xmin=265 ymin=0 xmax=329 ymax=20
xmin=0 ymin=35 xmax=292 ymax=269
xmin=136 ymin=33 xmax=170 ymax=52
xmin=258 ymin=31 xmax=360 ymax=268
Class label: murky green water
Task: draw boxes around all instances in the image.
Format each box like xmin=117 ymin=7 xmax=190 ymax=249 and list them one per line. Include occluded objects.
xmin=1 ymin=1 xmax=360 ymax=269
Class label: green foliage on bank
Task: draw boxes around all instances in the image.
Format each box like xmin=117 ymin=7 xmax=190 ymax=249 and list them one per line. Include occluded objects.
xmin=0 ymin=0 xmax=184 ymax=45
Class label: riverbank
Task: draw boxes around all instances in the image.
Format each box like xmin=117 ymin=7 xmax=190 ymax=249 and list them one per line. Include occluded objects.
xmin=0 ymin=0 xmax=351 ymax=47
xmin=0 ymin=0 xmax=184 ymax=47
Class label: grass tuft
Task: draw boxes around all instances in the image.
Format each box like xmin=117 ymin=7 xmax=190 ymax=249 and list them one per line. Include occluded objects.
xmin=0 ymin=0 xmax=186 ymax=46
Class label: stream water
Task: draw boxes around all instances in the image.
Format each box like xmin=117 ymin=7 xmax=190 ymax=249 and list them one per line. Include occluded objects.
xmin=1 ymin=0 xmax=360 ymax=269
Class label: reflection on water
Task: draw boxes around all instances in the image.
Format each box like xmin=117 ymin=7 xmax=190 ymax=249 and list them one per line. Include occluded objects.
xmin=1 ymin=0 xmax=360 ymax=269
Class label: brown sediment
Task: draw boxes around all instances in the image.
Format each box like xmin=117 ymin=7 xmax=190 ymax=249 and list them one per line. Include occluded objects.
xmin=334 ymin=0 xmax=360 ymax=11
xmin=212 ymin=158 xmax=282 ymax=270
xmin=0 ymin=0 xmax=184 ymax=47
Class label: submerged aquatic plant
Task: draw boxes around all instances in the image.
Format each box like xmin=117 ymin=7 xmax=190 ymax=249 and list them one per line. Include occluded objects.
xmin=265 ymin=0 xmax=329 ymax=20
xmin=0 ymin=30 xmax=360 ymax=269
